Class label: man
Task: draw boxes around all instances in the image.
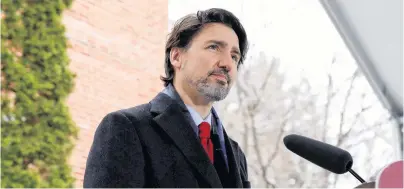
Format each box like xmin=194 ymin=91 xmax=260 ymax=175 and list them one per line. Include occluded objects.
xmin=83 ymin=8 xmax=250 ymax=188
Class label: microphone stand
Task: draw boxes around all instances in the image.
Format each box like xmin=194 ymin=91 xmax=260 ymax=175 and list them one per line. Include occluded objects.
xmin=349 ymin=169 xmax=366 ymax=183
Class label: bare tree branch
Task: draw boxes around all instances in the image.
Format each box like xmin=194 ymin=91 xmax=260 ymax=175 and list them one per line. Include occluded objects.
xmin=339 ymin=104 xmax=374 ymax=145
xmin=265 ymin=102 xmax=295 ymax=167
xmin=250 ymin=110 xmax=277 ymax=188
xmin=236 ymin=68 xmax=252 ymax=98
xmin=336 ymin=69 xmax=359 ymax=146
xmin=242 ymin=57 xmax=281 ymax=188
xmin=235 ymin=83 xmax=250 ymax=156
xmin=261 ymin=76 xmax=312 ymax=188
xmin=319 ymin=62 xmax=359 ymax=188
xmin=322 ymin=73 xmax=333 ymax=142
xmin=248 ymin=164 xmax=261 ymax=178
xmin=250 ymin=60 xmax=279 ymax=111
xmin=344 ymin=116 xmax=393 ymax=150
xmin=259 ymin=58 xmax=279 ymax=92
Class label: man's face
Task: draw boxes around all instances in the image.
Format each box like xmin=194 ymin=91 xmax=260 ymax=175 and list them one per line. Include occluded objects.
xmin=171 ymin=23 xmax=241 ymax=102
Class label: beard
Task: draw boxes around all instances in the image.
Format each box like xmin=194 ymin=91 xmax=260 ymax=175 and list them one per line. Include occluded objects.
xmin=184 ymin=69 xmax=232 ymax=102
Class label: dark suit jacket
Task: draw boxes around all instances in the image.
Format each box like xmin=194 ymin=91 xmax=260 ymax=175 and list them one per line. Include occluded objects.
xmin=83 ymin=92 xmax=250 ymax=188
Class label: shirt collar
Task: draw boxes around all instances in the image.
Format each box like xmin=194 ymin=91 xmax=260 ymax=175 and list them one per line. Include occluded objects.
xmin=185 ymin=105 xmax=212 ymax=127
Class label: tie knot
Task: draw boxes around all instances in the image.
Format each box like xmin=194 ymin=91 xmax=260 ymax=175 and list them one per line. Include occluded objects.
xmin=199 ymin=122 xmax=211 ymax=139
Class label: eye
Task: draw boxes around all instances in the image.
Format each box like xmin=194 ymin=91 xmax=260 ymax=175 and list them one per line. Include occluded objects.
xmin=232 ymin=55 xmax=240 ymax=62
xmin=207 ymin=44 xmax=219 ymax=50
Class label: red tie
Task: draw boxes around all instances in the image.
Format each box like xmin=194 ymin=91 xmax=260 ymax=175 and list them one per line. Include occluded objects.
xmin=199 ymin=122 xmax=214 ymax=163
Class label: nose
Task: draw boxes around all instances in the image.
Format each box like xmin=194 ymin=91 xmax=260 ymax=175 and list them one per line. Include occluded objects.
xmin=218 ymin=53 xmax=235 ymax=71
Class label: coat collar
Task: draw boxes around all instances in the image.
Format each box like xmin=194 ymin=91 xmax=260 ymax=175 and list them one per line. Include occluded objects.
xmin=150 ymin=92 xmax=223 ymax=187
xmin=150 ymin=84 xmax=244 ymax=188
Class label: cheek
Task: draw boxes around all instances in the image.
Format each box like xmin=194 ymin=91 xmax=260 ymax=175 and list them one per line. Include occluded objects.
xmin=192 ymin=57 xmax=213 ymax=73
xmin=230 ymin=73 xmax=237 ymax=84
xmin=183 ymin=61 xmax=207 ymax=78
xmin=230 ymin=69 xmax=238 ymax=78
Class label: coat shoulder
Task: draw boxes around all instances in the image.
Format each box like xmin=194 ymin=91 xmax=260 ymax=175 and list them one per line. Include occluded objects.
xmin=228 ymin=138 xmax=246 ymax=158
xmin=118 ymin=103 xmax=152 ymax=120
xmin=119 ymin=103 xmax=154 ymax=128
xmin=227 ymin=137 xmax=249 ymax=178
xmin=96 ymin=103 xmax=153 ymax=133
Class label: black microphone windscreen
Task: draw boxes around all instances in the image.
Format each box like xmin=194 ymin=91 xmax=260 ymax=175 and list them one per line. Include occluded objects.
xmin=283 ymin=134 xmax=353 ymax=174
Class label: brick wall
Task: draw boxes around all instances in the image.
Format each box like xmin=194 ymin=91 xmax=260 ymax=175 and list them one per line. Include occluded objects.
xmin=62 ymin=0 xmax=168 ymax=187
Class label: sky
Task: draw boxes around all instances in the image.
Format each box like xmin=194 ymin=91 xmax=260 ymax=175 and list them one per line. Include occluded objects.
xmin=168 ymin=0 xmax=398 ymax=188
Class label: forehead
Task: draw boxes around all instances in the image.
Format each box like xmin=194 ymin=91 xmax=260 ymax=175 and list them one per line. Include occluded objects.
xmin=191 ymin=23 xmax=239 ymax=48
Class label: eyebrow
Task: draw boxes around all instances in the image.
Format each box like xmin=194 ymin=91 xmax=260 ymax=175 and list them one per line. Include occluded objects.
xmin=206 ymin=40 xmax=241 ymax=56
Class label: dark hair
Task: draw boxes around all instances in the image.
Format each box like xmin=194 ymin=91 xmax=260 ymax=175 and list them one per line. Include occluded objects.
xmin=160 ymin=8 xmax=249 ymax=87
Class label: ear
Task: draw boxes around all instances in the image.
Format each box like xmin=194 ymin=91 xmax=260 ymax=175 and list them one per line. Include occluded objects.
xmin=170 ymin=47 xmax=184 ymax=70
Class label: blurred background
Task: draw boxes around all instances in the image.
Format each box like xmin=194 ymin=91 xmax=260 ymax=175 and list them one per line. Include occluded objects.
xmin=1 ymin=0 xmax=402 ymax=188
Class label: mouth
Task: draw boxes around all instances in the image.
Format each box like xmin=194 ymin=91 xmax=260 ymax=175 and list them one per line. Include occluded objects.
xmin=210 ymin=74 xmax=228 ymax=82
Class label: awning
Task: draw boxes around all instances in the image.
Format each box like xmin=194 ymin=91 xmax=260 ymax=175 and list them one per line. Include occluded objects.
xmin=319 ymin=0 xmax=403 ymax=157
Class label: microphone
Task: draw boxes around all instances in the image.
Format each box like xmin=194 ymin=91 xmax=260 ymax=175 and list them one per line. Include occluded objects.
xmin=283 ymin=134 xmax=366 ymax=183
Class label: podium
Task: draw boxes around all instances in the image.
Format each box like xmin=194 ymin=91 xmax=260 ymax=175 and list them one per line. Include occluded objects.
xmin=354 ymin=160 xmax=403 ymax=189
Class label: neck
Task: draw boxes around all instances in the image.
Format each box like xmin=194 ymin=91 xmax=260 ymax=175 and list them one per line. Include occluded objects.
xmin=173 ymin=81 xmax=213 ymax=119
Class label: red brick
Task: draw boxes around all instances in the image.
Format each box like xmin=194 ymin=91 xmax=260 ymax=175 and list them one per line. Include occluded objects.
xmin=63 ymin=0 xmax=168 ymax=187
